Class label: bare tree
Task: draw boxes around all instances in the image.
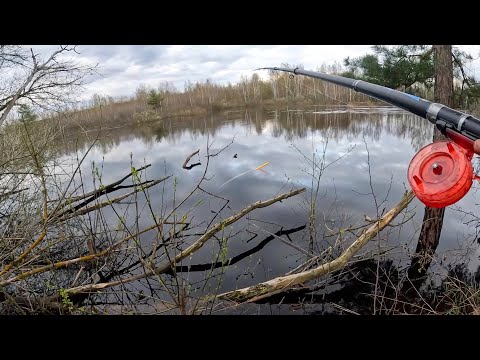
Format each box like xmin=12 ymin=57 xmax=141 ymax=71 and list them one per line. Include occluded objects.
xmin=0 ymin=45 xmax=97 ymax=126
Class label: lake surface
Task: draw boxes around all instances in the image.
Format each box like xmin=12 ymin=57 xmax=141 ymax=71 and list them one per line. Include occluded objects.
xmin=60 ymin=105 xmax=480 ymax=314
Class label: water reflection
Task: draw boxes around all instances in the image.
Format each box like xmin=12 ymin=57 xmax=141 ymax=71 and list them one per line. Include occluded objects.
xmin=60 ymin=105 xmax=435 ymax=155
xmin=58 ymin=105 xmax=480 ymax=313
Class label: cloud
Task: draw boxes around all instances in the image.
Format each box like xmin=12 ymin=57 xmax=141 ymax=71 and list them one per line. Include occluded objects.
xmin=26 ymin=45 xmax=480 ymax=101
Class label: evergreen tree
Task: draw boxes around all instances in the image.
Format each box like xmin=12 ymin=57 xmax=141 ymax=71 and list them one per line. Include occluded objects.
xmin=343 ymin=45 xmax=480 ymax=107
xmin=147 ymin=89 xmax=163 ymax=111
xmin=18 ymin=104 xmax=37 ymax=123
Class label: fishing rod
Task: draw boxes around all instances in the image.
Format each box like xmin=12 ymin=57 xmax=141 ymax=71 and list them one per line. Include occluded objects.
xmin=258 ymin=66 xmax=480 ymax=208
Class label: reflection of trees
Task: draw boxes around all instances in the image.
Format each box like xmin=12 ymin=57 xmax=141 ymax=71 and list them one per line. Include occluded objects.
xmin=271 ymin=108 xmax=433 ymax=150
xmin=58 ymin=106 xmax=435 ymax=157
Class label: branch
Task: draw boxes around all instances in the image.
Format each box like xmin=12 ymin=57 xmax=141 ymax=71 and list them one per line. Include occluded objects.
xmin=156 ymin=187 xmax=306 ymax=272
xmin=452 ymin=52 xmax=472 ymax=86
xmin=0 ymin=45 xmax=97 ymax=127
xmin=0 ymin=60 xmax=38 ymax=126
xmin=0 ymin=188 xmax=29 ymax=201
xmin=55 ymin=176 xmax=171 ymax=222
xmin=452 ymin=51 xmax=472 ymax=107
xmin=0 ymin=231 xmax=46 ymax=277
xmin=182 ymin=149 xmax=201 ymax=170
xmin=215 ymin=190 xmax=415 ymax=303
xmin=0 ymin=221 xmax=165 ymax=285
xmin=207 ymin=136 xmax=235 ymax=158
xmin=170 ymin=225 xmax=306 ymax=273
xmin=53 ymin=164 xmax=153 ymax=213
xmin=39 ymin=188 xmax=306 ymax=296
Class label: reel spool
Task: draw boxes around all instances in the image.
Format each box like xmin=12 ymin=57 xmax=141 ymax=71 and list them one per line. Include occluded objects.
xmin=407 ymin=140 xmax=475 ymax=208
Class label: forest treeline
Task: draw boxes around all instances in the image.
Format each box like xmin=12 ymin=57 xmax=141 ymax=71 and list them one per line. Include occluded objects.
xmin=49 ymin=63 xmax=381 ymax=130
xmin=53 ymin=59 xmax=480 ymax=132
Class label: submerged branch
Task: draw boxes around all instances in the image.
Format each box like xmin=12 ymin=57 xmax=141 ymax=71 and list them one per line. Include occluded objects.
xmin=43 ymin=187 xmax=306 ymax=296
xmin=182 ymin=149 xmax=201 ymax=170
xmin=155 ymin=187 xmax=307 ymax=273
xmin=53 ymin=164 xmax=152 ymax=212
xmin=54 ymin=176 xmax=171 ymax=222
xmin=215 ymin=190 xmax=415 ymax=303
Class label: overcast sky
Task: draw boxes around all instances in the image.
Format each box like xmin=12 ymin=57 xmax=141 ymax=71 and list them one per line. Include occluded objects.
xmin=35 ymin=45 xmax=480 ymax=101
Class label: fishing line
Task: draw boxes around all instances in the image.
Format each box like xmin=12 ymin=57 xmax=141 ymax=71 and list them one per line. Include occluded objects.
xmin=218 ymin=162 xmax=270 ymax=189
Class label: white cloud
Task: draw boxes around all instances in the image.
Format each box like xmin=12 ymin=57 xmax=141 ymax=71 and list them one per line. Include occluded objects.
xmin=26 ymin=45 xmax=480 ymax=101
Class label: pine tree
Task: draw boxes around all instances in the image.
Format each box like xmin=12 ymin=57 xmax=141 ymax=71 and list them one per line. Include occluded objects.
xmin=147 ymin=90 xmax=163 ymax=111
xmin=18 ymin=104 xmax=37 ymax=123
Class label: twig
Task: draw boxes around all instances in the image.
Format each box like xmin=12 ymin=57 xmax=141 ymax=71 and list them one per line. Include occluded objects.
xmin=206 ymin=136 xmax=235 ymax=157
xmin=0 ymin=188 xmax=29 ymax=201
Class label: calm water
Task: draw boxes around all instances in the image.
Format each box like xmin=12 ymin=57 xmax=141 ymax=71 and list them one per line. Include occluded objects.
xmin=60 ymin=105 xmax=480 ymax=314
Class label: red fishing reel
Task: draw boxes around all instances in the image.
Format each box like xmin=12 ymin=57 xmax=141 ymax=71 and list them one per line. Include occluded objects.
xmin=407 ymin=134 xmax=477 ymax=208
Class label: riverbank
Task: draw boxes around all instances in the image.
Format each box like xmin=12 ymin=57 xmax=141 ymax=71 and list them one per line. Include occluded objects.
xmin=53 ymin=96 xmax=377 ymax=136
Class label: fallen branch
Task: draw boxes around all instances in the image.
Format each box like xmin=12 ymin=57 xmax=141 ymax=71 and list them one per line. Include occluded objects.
xmin=154 ymin=187 xmax=306 ymax=273
xmin=0 ymin=221 xmax=165 ymax=285
xmin=0 ymin=290 xmax=65 ymax=314
xmin=53 ymin=164 xmax=152 ymax=211
xmin=43 ymin=187 xmax=306 ymax=296
xmin=54 ymin=176 xmax=171 ymax=222
xmin=0 ymin=231 xmax=46 ymax=276
xmin=182 ymin=149 xmax=200 ymax=170
xmin=215 ymin=190 xmax=415 ymax=303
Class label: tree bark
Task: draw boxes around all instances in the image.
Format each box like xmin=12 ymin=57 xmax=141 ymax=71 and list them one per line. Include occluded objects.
xmin=406 ymin=45 xmax=454 ymax=290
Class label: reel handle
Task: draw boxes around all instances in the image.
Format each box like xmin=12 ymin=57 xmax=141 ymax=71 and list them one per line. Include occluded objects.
xmin=445 ymin=128 xmax=480 ymax=180
xmin=445 ymin=128 xmax=475 ymax=159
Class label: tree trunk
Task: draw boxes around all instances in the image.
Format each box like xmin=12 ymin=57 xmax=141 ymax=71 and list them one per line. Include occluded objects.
xmin=405 ymin=45 xmax=454 ymax=292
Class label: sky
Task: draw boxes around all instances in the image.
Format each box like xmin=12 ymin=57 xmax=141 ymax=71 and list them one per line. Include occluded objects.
xmin=33 ymin=45 xmax=480 ymax=101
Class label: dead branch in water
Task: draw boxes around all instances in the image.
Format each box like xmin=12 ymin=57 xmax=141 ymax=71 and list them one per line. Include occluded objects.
xmin=215 ymin=190 xmax=415 ymax=303
xmin=38 ymin=187 xmax=306 ymax=297
xmin=55 ymin=176 xmax=171 ymax=222
xmin=0 ymin=221 xmax=166 ymax=286
xmin=0 ymin=160 xmax=171 ymax=280
xmin=154 ymin=187 xmax=306 ymax=273
xmin=182 ymin=149 xmax=200 ymax=170
xmin=52 ymin=164 xmax=152 ymax=212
